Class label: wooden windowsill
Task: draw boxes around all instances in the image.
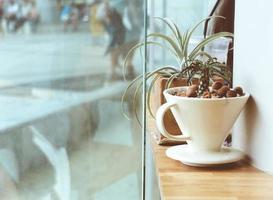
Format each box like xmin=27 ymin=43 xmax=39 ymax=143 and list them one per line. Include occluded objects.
xmin=149 ymin=123 xmax=273 ymax=200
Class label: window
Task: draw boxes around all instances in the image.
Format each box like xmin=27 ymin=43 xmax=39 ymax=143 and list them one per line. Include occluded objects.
xmin=0 ymin=0 xmax=143 ymax=199
xmin=0 ymin=0 xmax=219 ymax=199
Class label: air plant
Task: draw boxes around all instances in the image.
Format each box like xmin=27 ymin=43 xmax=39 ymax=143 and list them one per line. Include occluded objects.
xmin=121 ymin=16 xmax=233 ymax=123
xmin=181 ymin=53 xmax=232 ymax=96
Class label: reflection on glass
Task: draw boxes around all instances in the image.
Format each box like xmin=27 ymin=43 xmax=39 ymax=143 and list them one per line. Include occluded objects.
xmin=0 ymin=0 xmax=143 ymax=199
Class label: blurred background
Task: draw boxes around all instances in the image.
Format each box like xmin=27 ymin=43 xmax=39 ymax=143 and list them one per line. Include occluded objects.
xmin=0 ymin=0 xmax=216 ymax=199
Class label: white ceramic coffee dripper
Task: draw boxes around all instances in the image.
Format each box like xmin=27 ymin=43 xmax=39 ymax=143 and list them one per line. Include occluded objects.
xmin=156 ymin=87 xmax=249 ymax=153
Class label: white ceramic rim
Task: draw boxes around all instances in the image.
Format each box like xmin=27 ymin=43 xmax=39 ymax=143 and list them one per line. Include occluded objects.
xmin=166 ymin=145 xmax=245 ymax=166
xmin=164 ymin=86 xmax=250 ymax=101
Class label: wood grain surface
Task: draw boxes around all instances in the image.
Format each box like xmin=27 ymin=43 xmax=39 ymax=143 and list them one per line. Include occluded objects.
xmin=149 ymin=124 xmax=273 ymax=200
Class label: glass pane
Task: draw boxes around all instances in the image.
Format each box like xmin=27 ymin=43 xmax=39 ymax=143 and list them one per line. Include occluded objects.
xmin=0 ymin=0 xmax=144 ymax=199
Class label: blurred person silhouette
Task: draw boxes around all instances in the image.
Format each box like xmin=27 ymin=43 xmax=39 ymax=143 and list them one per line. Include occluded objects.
xmin=4 ymin=0 xmax=19 ymax=32
xmin=122 ymin=0 xmax=143 ymax=78
xmin=70 ymin=3 xmax=79 ymax=31
xmin=73 ymin=0 xmax=88 ymax=22
xmin=14 ymin=0 xmax=39 ymax=33
xmin=0 ymin=0 xmax=4 ymax=33
xmin=0 ymin=0 xmax=3 ymax=20
xmin=96 ymin=0 xmax=142 ymax=82
xmin=28 ymin=0 xmax=40 ymax=32
xmin=89 ymin=0 xmax=105 ymax=40
xmin=61 ymin=2 xmax=79 ymax=32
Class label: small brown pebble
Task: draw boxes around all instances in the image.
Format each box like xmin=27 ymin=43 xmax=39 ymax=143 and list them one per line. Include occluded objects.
xmin=189 ymin=84 xmax=199 ymax=91
xmin=212 ymin=81 xmax=223 ymax=90
xmin=186 ymin=89 xmax=197 ymax=97
xmin=211 ymin=91 xmax=219 ymax=98
xmin=234 ymin=86 xmax=244 ymax=96
xmin=202 ymin=91 xmax=211 ymax=98
xmin=211 ymin=91 xmax=217 ymax=95
xmin=185 ymin=85 xmax=198 ymax=97
xmin=226 ymin=90 xmax=237 ymax=98
xmin=217 ymin=86 xmax=230 ymax=97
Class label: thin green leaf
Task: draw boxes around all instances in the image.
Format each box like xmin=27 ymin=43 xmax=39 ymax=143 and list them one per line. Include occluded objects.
xmin=133 ymin=81 xmax=143 ymax=126
xmin=187 ymin=69 xmax=198 ymax=84
xmin=144 ymin=66 xmax=178 ymax=81
xmin=189 ymin=32 xmax=234 ymax=59
xmin=172 ymin=20 xmax=184 ymax=45
xmin=188 ymin=16 xmax=225 ymax=40
xmin=181 ymin=29 xmax=189 ymax=63
xmin=122 ymin=66 xmax=178 ymax=120
xmin=165 ymin=73 xmax=180 ymax=90
xmin=155 ymin=17 xmax=184 ymax=52
xmin=185 ymin=16 xmax=226 ymax=49
xmin=211 ymin=67 xmax=231 ymax=78
xmin=192 ymin=51 xmax=214 ymax=61
xmin=154 ymin=17 xmax=179 ymax=39
xmin=183 ymin=16 xmax=226 ymax=64
xmin=123 ymin=41 xmax=180 ymax=80
xmin=147 ymin=33 xmax=182 ymax=59
xmin=211 ymin=66 xmax=231 ymax=75
xmin=210 ymin=71 xmax=231 ymax=83
xmin=121 ymin=74 xmax=144 ymax=120
xmin=147 ymin=74 xmax=162 ymax=119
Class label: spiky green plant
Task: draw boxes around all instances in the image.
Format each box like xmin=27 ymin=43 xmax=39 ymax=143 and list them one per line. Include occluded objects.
xmin=181 ymin=53 xmax=232 ymax=96
xmin=122 ymin=16 xmax=233 ymax=122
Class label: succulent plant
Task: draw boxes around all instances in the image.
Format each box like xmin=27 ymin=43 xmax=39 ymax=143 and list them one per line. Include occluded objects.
xmin=122 ymin=16 xmax=233 ymax=123
xmin=180 ymin=55 xmax=232 ymax=96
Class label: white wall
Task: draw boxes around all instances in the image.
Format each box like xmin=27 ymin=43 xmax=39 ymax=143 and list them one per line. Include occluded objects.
xmin=233 ymin=0 xmax=273 ymax=173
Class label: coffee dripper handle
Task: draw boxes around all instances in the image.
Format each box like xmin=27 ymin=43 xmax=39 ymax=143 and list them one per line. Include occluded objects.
xmin=156 ymin=102 xmax=191 ymax=142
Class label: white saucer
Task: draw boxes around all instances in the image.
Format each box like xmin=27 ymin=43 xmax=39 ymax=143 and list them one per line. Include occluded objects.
xmin=166 ymin=145 xmax=244 ymax=167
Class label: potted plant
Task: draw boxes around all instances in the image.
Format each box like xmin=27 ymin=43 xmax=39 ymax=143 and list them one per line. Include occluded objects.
xmin=122 ymin=16 xmax=234 ymax=144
